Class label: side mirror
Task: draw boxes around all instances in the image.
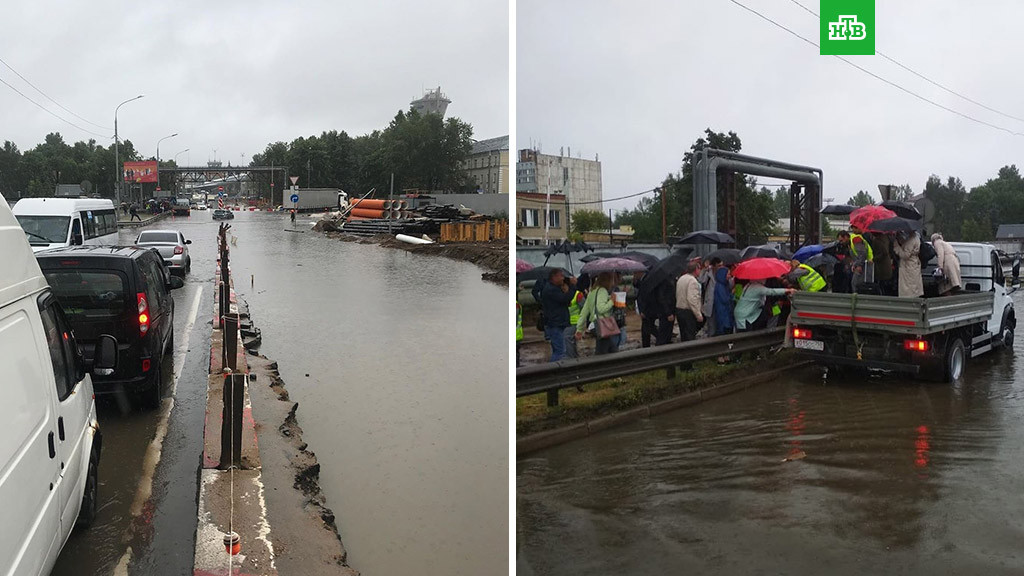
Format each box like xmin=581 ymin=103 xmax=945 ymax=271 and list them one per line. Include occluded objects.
xmin=93 ymin=334 xmax=118 ymax=375
xmin=185 ymin=239 xmax=192 ymax=245
xmin=169 ymin=276 xmax=185 ymax=290
xmin=72 ymin=233 xmax=84 ymax=246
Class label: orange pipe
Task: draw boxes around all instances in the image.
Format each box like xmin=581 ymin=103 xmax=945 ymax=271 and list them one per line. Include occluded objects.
xmin=350 ymin=199 xmax=391 ymax=210
xmin=350 ymin=208 xmax=389 ymax=219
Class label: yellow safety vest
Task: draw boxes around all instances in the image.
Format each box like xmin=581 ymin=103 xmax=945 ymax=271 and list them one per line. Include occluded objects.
xmin=568 ymin=290 xmax=583 ymax=326
xmin=850 ymin=233 xmax=874 ymax=261
xmin=797 ymin=264 xmax=826 ymax=292
xmin=516 ymin=301 xmax=523 ymax=342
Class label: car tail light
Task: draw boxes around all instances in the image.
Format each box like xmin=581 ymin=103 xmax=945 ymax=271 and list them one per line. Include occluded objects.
xmin=792 ymin=327 xmax=813 ymax=340
xmin=174 ymin=246 xmax=184 ymax=255
xmin=137 ymin=292 xmax=149 ymax=336
xmin=142 ymin=358 xmax=151 ymax=372
xmin=904 ymin=339 xmax=929 ymax=352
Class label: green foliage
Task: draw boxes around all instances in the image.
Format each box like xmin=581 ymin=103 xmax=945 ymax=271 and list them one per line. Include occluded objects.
xmin=891 ymin=183 xmax=914 ymax=202
xmin=0 ymin=134 xmax=139 ymax=199
xmin=771 ymin=187 xmax=789 ymax=219
xmin=570 ymin=209 xmax=611 ymax=235
xmin=923 ymin=175 xmax=966 ymax=240
xmin=846 ymin=190 xmax=876 ymax=207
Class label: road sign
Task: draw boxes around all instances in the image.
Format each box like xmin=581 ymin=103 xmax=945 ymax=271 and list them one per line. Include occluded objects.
xmin=218 ymin=186 xmax=224 ymax=191
xmin=290 ymin=194 xmax=300 ymax=203
xmin=289 ymin=176 xmax=299 ymax=186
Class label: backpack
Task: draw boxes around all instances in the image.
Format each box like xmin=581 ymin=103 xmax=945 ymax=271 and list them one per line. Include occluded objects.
xmin=919 ymin=241 xmax=937 ymax=265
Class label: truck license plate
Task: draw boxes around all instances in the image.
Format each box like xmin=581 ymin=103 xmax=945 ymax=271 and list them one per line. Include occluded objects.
xmin=794 ymin=339 xmax=825 ymax=351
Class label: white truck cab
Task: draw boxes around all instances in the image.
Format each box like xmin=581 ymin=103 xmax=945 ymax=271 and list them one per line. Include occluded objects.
xmin=943 ymin=242 xmax=1015 ymax=347
xmin=0 ymin=194 xmax=118 ymax=574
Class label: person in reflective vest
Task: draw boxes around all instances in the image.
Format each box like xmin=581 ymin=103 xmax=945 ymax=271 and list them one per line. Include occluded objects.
xmin=564 ymin=290 xmax=585 ymax=359
xmin=848 ymin=230 xmax=874 ymax=291
xmin=516 ymin=300 xmax=523 ymax=366
xmin=791 ymin=260 xmax=826 ymax=292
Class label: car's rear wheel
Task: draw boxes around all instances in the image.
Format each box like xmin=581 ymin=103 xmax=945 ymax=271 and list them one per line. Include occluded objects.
xmin=76 ymin=447 xmax=99 ymax=529
xmin=185 ymin=257 xmax=191 ymax=275
xmin=139 ymin=359 xmax=162 ymax=410
xmin=943 ymin=337 xmax=966 ymax=382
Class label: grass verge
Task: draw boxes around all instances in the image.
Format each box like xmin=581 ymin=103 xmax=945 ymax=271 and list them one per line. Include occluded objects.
xmin=516 ymin=349 xmax=796 ymax=436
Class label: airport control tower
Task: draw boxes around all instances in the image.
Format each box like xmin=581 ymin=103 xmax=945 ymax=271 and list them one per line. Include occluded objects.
xmin=410 ymin=87 xmax=451 ymax=117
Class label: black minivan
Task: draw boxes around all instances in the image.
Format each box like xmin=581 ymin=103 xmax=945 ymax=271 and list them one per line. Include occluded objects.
xmin=36 ymin=246 xmax=183 ymax=409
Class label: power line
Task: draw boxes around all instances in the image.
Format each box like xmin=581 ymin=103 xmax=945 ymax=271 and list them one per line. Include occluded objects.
xmin=0 ymin=56 xmax=111 ymax=130
xmin=786 ymin=0 xmax=1024 ymax=124
xmin=565 ymin=187 xmax=659 ymax=206
xmin=0 ymin=74 xmax=110 ymax=138
xmin=727 ymin=0 xmax=1024 ymax=137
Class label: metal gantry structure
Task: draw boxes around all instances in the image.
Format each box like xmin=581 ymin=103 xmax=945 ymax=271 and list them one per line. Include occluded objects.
xmin=692 ymin=149 xmax=823 ymax=252
xmin=158 ymin=166 xmax=289 ymax=201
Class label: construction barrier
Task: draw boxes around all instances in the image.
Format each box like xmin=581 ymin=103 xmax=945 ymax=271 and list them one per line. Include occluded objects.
xmin=439 ymin=220 xmax=509 ymax=243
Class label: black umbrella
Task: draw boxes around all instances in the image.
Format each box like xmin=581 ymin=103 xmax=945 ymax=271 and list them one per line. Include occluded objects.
xmin=704 ymin=248 xmax=742 ymax=266
xmin=821 ymin=204 xmax=857 ymax=216
xmin=638 ymin=253 xmax=691 ymax=297
xmin=617 ymin=251 xmax=661 ymax=269
xmin=579 ymin=252 xmax=616 ymax=263
xmin=741 ymin=244 xmax=788 ymax=261
xmin=880 ymin=200 xmax=923 ymax=220
xmin=516 ymin=266 xmax=570 ymax=283
xmin=804 ymin=253 xmax=840 ymax=275
xmin=868 ymin=216 xmax=923 ymax=234
xmin=675 ymin=229 xmax=736 ymax=245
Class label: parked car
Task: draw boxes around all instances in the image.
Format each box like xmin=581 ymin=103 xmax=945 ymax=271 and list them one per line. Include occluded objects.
xmin=1 ymin=194 xmax=117 ymax=575
xmin=135 ymin=229 xmax=191 ymax=276
xmin=212 ymin=208 xmax=234 ymax=220
xmin=36 ymin=245 xmax=183 ymax=410
xmin=172 ymin=198 xmax=190 ymax=216
xmin=195 ymin=202 xmax=208 ymax=210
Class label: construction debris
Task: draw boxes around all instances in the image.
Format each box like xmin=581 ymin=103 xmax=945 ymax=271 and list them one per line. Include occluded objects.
xmin=312 ymin=202 xmax=497 ymax=237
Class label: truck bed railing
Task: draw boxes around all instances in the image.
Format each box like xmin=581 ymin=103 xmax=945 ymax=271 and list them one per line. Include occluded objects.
xmin=791 ymin=291 xmax=994 ymax=335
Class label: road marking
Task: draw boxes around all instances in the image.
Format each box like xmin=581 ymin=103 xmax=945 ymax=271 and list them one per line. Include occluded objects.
xmin=113 ymin=285 xmax=203 ymax=576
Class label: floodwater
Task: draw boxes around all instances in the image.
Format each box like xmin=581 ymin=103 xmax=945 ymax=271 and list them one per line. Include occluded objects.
xmin=227 ymin=212 xmax=509 ymax=575
xmin=518 ymin=294 xmax=1024 ymax=575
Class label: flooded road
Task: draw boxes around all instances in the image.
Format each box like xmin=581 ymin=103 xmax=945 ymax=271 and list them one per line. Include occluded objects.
xmin=517 ymin=295 xmax=1024 ymax=575
xmin=225 ymin=213 xmax=509 ymax=575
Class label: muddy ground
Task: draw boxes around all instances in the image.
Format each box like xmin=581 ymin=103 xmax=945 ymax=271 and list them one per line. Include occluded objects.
xmin=324 ymin=232 xmax=509 ymax=284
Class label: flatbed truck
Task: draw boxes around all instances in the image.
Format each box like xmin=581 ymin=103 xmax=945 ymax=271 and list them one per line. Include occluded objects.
xmin=790 ymin=242 xmax=1016 ymax=381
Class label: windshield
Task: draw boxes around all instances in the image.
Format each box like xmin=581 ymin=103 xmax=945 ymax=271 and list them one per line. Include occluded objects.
xmin=16 ymin=215 xmax=70 ymax=245
xmin=137 ymin=231 xmax=179 ymax=243
xmin=44 ymin=270 xmax=129 ymax=320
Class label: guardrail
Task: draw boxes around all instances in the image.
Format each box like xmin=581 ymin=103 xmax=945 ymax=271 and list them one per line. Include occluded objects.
xmin=516 ymin=327 xmax=786 ymax=406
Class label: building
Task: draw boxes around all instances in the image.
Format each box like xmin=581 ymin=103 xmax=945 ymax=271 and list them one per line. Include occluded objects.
xmin=581 ymin=225 xmax=635 ymax=245
xmin=410 ymin=87 xmax=450 ymax=117
xmin=464 ymin=136 xmax=509 ymax=194
xmin=995 ymin=224 xmax=1024 ymax=254
xmin=516 ymin=191 xmax=566 ymax=245
xmin=516 ymin=148 xmax=602 ymax=214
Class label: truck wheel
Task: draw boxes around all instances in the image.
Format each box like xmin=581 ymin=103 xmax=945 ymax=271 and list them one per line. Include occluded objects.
xmin=944 ymin=338 xmax=966 ymax=382
xmin=76 ymin=447 xmax=99 ymax=529
xmin=1000 ymin=317 xmax=1015 ymax=349
xmin=139 ymin=360 xmax=163 ymax=411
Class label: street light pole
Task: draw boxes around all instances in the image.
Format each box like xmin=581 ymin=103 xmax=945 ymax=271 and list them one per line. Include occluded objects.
xmin=174 ymin=149 xmax=190 ymax=195
xmin=156 ymin=133 xmax=178 ymax=163
xmin=114 ymin=94 xmax=144 ymax=206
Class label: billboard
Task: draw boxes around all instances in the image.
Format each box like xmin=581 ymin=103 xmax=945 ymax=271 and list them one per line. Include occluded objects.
xmin=123 ymin=161 xmax=158 ymax=183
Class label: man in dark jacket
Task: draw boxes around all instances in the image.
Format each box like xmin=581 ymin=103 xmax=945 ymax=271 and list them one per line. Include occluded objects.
xmin=540 ymin=268 xmax=576 ymax=362
xmin=636 ymin=271 xmax=675 ymax=347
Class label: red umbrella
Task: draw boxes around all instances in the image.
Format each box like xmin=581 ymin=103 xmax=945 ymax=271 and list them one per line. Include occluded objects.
xmin=849 ymin=205 xmax=896 ymax=231
xmin=732 ymin=257 xmax=792 ymax=280
xmin=516 ymin=259 xmax=534 ymax=273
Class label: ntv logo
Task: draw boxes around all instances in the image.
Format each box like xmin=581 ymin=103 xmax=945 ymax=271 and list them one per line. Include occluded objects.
xmin=827 ymin=15 xmax=867 ymax=40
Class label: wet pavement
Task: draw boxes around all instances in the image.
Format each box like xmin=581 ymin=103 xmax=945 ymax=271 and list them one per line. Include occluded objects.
xmin=227 ymin=212 xmax=509 ymax=575
xmin=517 ymin=293 xmax=1024 ymax=575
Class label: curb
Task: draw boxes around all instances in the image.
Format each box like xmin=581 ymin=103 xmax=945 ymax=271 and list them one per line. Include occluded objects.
xmin=516 ymin=361 xmax=812 ymax=456
xmin=118 ymin=211 xmax=172 ymax=228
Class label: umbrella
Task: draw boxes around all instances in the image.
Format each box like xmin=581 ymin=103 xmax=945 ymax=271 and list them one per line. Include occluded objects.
xmin=638 ymin=253 xmax=690 ymax=296
xmin=793 ymin=244 xmax=825 ymax=262
xmin=704 ymin=248 xmax=742 ymax=266
xmin=675 ymin=229 xmax=736 ymax=245
xmin=617 ymin=250 xmax=661 ymax=269
xmin=821 ymin=204 xmax=856 ymax=216
xmin=741 ymin=244 xmax=788 ymax=261
xmin=515 ymin=259 xmax=534 ymax=273
xmin=880 ymin=200 xmax=923 ymax=220
xmin=867 ymin=216 xmax=923 ymax=234
xmin=850 ymin=205 xmax=897 ymax=231
xmin=516 ymin=266 xmax=570 ymax=283
xmin=733 ymin=257 xmax=792 ymax=281
xmin=579 ymin=252 xmax=616 ymax=263
xmin=580 ymin=257 xmax=649 ymax=275
xmin=804 ymin=253 xmax=840 ymax=273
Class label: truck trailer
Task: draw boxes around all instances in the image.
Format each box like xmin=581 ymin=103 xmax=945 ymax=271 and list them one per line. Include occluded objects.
xmin=790 ymin=242 xmax=1016 ymax=382
xmin=282 ymin=188 xmax=347 ymax=212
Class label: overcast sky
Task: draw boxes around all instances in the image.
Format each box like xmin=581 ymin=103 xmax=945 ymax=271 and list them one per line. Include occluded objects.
xmin=1 ymin=0 xmax=507 ymax=164
xmin=518 ymin=0 xmax=1024 ymax=213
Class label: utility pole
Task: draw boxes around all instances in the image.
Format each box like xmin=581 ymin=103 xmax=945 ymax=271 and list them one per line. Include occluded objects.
xmin=389 ymin=172 xmax=394 ymax=235
xmin=608 ymin=208 xmax=614 ymax=246
xmin=307 ymin=158 xmax=311 ymax=189
xmin=660 ymin=187 xmax=667 ymax=244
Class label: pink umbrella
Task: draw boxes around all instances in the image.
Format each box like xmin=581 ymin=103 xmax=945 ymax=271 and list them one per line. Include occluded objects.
xmin=516 ymin=259 xmax=534 ymax=273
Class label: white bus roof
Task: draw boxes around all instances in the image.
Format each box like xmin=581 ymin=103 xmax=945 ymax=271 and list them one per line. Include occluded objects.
xmin=12 ymin=197 xmax=115 ymax=216
xmin=0 ymin=195 xmax=47 ymax=309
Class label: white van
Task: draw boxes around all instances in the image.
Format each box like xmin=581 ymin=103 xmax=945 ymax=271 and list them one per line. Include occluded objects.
xmin=12 ymin=198 xmax=119 ymax=253
xmin=0 ymin=194 xmax=117 ymax=574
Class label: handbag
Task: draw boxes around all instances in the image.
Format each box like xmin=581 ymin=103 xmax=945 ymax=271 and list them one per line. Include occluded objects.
xmin=596 ymin=316 xmax=621 ymax=339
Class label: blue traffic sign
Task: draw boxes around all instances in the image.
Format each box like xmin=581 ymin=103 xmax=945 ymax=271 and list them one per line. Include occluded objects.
xmin=290 ymin=194 xmax=300 ymax=203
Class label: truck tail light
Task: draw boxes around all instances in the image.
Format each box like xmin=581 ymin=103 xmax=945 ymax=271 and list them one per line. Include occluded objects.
xmin=174 ymin=246 xmax=184 ymax=255
xmin=904 ymin=339 xmax=929 ymax=352
xmin=137 ymin=292 xmax=149 ymax=336
xmin=792 ymin=327 xmax=813 ymax=340
xmin=141 ymin=358 xmax=151 ymax=372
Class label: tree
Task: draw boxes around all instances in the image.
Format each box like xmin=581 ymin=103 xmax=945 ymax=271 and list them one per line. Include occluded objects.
xmin=891 ymin=183 xmax=914 ymax=202
xmin=847 ymin=190 xmax=876 ymax=207
xmin=770 ymin=187 xmax=789 ymax=219
xmin=922 ymin=174 xmax=966 ymax=240
xmin=570 ymin=209 xmax=611 ymax=236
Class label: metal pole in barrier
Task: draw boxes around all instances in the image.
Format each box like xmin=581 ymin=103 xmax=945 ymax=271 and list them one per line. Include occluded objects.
xmin=224 ymin=313 xmax=239 ymax=372
xmin=219 ymin=372 xmax=244 ymax=469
